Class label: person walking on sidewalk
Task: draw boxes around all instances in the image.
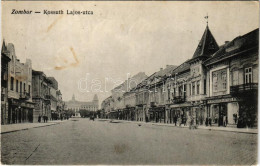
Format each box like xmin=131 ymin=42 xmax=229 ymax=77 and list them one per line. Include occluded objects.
xmin=223 ymin=115 xmax=227 ymax=127
xmin=38 ymin=115 xmax=41 ymax=123
xmin=173 ymin=115 xmax=177 ymax=126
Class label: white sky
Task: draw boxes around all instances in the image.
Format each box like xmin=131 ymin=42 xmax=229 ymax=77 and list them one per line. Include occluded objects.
xmin=2 ymin=1 xmax=259 ymax=105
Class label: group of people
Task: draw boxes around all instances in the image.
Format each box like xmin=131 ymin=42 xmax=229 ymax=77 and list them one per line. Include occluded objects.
xmin=38 ymin=114 xmax=70 ymax=123
xmin=38 ymin=115 xmax=48 ymax=123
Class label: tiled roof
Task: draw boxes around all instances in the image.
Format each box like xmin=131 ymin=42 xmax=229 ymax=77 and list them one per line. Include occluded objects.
xmin=192 ymin=25 xmax=219 ymax=59
xmin=171 ymin=60 xmax=190 ymax=75
xmin=204 ymin=28 xmax=259 ymax=65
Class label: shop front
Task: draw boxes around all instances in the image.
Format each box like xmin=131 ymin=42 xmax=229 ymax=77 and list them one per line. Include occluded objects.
xmin=136 ymin=106 xmax=144 ymax=121
xmin=149 ymin=106 xmax=165 ymax=123
xmin=20 ymin=101 xmax=34 ymax=123
xmin=206 ymin=96 xmax=239 ymax=127
xmin=169 ymin=103 xmax=191 ymax=126
xmin=7 ymin=98 xmax=34 ymax=124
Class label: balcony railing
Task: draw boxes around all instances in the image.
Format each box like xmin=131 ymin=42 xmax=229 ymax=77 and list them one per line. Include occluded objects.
xmin=230 ymin=83 xmax=258 ymax=95
xmin=20 ymin=92 xmax=30 ymax=100
xmin=172 ymin=96 xmax=186 ymax=104
xmin=150 ymin=102 xmax=157 ymax=107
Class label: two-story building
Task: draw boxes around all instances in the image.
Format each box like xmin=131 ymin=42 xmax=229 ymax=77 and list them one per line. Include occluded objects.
xmin=32 ymin=70 xmax=52 ymax=121
xmin=6 ymin=43 xmax=34 ymax=124
xmin=147 ymin=65 xmax=177 ymax=123
xmin=204 ymin=28 xmax=258 ymax=128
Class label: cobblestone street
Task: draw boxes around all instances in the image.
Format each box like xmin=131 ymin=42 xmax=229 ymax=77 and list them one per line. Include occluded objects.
xmin=1 ymin=118 xmax=257 ymax=165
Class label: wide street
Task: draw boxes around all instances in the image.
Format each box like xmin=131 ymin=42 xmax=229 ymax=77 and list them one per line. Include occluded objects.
xmin=1 ymin=118 xmax=257 ymax=165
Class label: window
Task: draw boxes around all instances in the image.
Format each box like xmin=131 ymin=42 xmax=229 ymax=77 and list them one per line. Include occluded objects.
xmin=197 ymin=81 xmax=200 ymax=95
xmin=204 ymin=79 xmax=206 ymax=94
xmin=183 ymin=84 xmax=187 ymax=97
xmin=179 ymin=86 xmax=183 ymax=96
xmin=24 ymin=83 xmax=26 ymax=93
xmin=232 ymin=70 xmax=239 ymax=86
xmin=192 ymin=82 xmax=195 ymax=95
xmin=245 ymin=67 xmax=252 ymax=84
xmin=16 ymin=80 xmax=18 ymax=92
xmin=212 ymin=73 xmax=218 ymax=92
xmin=189 ymin=84 xmax=191 ymax=96
xmin=10 ymin=77 xmax=14 ymax=90
xmin=212 ymin=69 xmax=227 ymax=92
xmin=28 ymin=85 xmax=31 ymax=95
xmin=167 ymin=87 xmax=170 ymax=101
xmin=20 ymin=82 xmax=22 ymax=93
xmin=221 ymin=71 xmax=227 ymax=90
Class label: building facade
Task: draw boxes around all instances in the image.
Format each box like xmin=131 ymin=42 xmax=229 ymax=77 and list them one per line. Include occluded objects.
xmin=65 ymin=94 xmax=99 ymax=117
xmin=32 ymin=70 xmax=52 ymax=122
xmin=101 ymin=26 xmax=258 ymax=128
xmin=204 ymin=29 xmax=258 ymax=128
xmin=1 ymin=41 xmax=11 ymax=124
xmin=5 ymin=43 xmax=34 ymax=124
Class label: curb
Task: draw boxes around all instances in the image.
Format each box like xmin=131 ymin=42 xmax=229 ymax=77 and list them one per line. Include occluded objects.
xmin=0 ymin=123 xmax=61 ymax=135
xmin=101 ymin=119 xmax=258 ymax=134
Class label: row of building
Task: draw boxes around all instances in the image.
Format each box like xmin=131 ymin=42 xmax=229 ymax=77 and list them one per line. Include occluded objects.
xmin=1 ymin=41 xmax=65 ymax=124
xmin=101 ymin=25 xmax=258 ymax=128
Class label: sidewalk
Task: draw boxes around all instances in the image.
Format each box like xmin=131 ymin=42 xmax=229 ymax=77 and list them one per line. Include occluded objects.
xmin=102 ymin=119 xmax=258 ymax=134
xmin=1 ymin=120 xmax=66 ymax=134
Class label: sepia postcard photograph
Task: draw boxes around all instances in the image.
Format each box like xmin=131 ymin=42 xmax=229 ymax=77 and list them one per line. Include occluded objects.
xmin=1 ymin=1 xmax=259 ymax=165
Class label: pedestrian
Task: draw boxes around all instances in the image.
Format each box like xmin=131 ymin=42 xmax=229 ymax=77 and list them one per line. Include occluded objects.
xmin=174 ymin=115 xmax=177 ymax=126
xmin=189 ymin=116 xmax=194 ymax=130
xmin=38 ymin=115 xmax=41 ymax=123
xmin=209 ymin=116 xmax=212 ymax=126
xmin=223 ymin=115 xmax=227 ymax=127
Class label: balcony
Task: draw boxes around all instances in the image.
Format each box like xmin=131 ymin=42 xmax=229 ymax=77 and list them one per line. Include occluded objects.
xmin=45 ymin=94 xmax=51 ymax=99
xmin=150 ymin=102 xmax=157 ymax=107
xmin=230 ymin=83 xmax=258 ymax=96
xmin=20 ymin=92 xmax=30 ymax=100
xmin=172 ymin=96 xmax=186 ymax=104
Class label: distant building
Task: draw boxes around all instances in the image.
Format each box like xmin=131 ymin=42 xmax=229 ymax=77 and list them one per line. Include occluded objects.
xmin=65 ymin=94 xmax=99 ymax=117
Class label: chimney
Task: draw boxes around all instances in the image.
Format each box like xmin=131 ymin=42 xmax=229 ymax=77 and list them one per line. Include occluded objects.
xmin=160 ymin=68 xmax=163 ymax=71
xmin=225 ymin=41 xmax=229 ymax=44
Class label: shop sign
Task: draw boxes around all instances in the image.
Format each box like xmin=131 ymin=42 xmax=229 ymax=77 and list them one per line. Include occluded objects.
xmin=207 ymin=97 xmax=236 ymax=104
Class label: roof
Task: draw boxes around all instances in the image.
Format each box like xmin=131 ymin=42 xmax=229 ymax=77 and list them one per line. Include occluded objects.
xmin=204 ymin=28 xmax=259 ymax=66
xmin=192 ymin=25 xmax=219 ymax=59
xmin=156 ymin=65 xmax=177 ymax=77
xmin=171 ymin=60 xmax=190 ymax=75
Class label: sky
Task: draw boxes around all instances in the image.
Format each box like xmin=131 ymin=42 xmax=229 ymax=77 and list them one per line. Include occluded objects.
xmin=1 ymin=1 xmax=259 ymax=106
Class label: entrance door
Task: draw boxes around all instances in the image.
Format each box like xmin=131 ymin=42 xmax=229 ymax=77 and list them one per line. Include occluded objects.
xmin=219 ymin=103 xmax=227 ymax=126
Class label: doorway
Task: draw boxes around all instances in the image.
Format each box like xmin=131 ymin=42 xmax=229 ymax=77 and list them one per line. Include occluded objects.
xmin=218 ymin=103 xmax=227 ymax=126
